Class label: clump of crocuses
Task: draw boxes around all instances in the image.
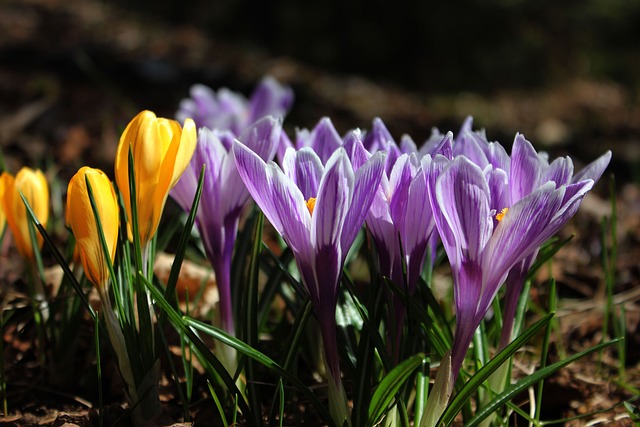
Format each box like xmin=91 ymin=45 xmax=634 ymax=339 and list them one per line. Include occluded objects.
xmin=18 ymin=70 xmax=612 ymax=427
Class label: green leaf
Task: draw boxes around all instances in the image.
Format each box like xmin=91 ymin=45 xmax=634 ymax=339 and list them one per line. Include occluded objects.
xmin=437 ymin=312 xmax=554 ymax=426
xmin=207 ymin=381 xmax=229 ymax=427
xmin=137 ymin=273 xmax=254 ymax=425
xmin=126 ymin=148 xmax=155 ymax=370
xmin=386 ymin=277 xmax=452 ymax=357
xmin=368 ymin=353 xmax=424 ymax=426
xmin=466 ymin=339 xmax=622 ymax=427
xmin=84 ymin=176 xmax=118 ymax=299
xmin=19 ymin=192 xmax=96 ymax=320
xmin=350 ymin=277 xmax=386 ymax=427
xmin=268 ymin=298 xmax=313 ymax=424
xmin=624 ymin=401 xmax=640 ymax=423
xmin=182 ymin=316 xmax=334 ymax=426
xmin=420 ymin=352 xmax=452 ymax=427
xmin=161 ymin=165 xmax=205 ymax=312
xmin=244 ymin=210 xmax=264 ymax=426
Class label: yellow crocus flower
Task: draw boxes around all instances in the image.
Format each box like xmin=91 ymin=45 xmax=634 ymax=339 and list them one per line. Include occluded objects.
xmin=115 ymin=110 xmax=196 ymax=246
xmin=0 ymin=167 xmax=49 ymax=260
xmin=0 ymin=174 xmax=6 ymax=234
xmin=66 ymin=167 xmax=119 ymax=289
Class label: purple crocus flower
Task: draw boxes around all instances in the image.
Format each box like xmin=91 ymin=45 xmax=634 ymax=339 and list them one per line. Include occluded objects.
xmin=453 ymin=117 xmax=511 ymax=173
xmin=363 ymin=118 xmax=403 ymax=174
xmin=176 ymin=76 xmax=294 ymax=135
xmin=234 ymin=140 xmax=386 ymax=422
xmin=499 ymin=135 xmax=612 ymax=347
xmin=171 ymin=117 xmax=282 ymax=337
xmin=429 ymin=151 xmax=606 ymax=379
xmin=277 ymin=117 xmax=344 ymax=164
xmin=353 ymin=129 xmax=452 ymax=356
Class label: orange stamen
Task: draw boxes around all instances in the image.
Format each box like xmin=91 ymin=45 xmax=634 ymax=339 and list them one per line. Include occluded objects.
xmin=306 ymin=197 xmax=317 ymax=216
xmin=496 ymin=207 xmax=509 ymax=222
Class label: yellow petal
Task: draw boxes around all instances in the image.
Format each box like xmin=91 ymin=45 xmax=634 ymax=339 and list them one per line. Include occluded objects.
xmin=0 ymin=174 xmax=6 ymax=234
xmin=170 ymin=118 xmax=197 ymax=188
xmin=67 ymin=167 xmax=119 ymax=288
xmin=0 ymin=168 xmax=49 ymax=260
xmin=114 ymin=111 xmax=196 ymax=246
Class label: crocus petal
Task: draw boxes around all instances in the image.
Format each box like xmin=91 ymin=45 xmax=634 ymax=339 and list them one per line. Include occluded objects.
xmin=219 ymin=118 xmax=281 ymax=215
xmin=248 ymin=76 xmax=294 ymax=124
xmin=482 ymin=182 xmax=564 ymax=292
xmin=309 ymin=117 xmax=344 ymax=163
xmin=344 ymin=130 xmax=370 ymax=170
xmin=341 ymin=151 xmax=387 ymax=250
xmin=170 ymin=127 xmax=222 ymax=217
xmin=427 ymin=159 xmax=458 ymax=269
xmin=234 ymin=141 xmax=281 ymax=231
xmin=170 ymin=158 xmax=200 ymax=215
xmin=434 ymin=158 xmax=492 ymax=334
xmin=313 ymin=149 xmax=352 ymax=250
xmin=510 ymin=134 xmax=543 ymax=202
xmin=169 ymin=118 xmax=197 ymax=187
xmin=572 ymin=150 xmax=612 ymax=184
xmin=431 ymin=132 xmax=454 ymax=159
xmin=398 ymin=165 xmax=434 ymax=289
xmin=291 ymin=148 xmax=324 ymax=200
xmin=400 ymin=134 xmax=418 ymax=153
xmin=1 ymin=168 xmax=49 ymax=260
xmin=551 ymin=180 xmax=594 ymax=230
xmin=67 ymin=167 xmax=119 ymax=289
xmin=436 ymin=156 xmax=493 ymax=266
xmin=238 ymin=116 xmax=282 ymax=162
xmin=234 ymin=141 xmax=311 ymax=247
xmin=364 ymin=118 xmax=395 ymax=153
xmin=453 ymin=131 xmax=490 ymax=169
xmin=270 ymin=168 xmax=312 ymax=254
xmin=0 ymin=175 xmax=6 ymax=234
xmin=484 ymin=166 xmax=510 ymax=214
xmin=115 ymin=111 xmax=196 ymax=244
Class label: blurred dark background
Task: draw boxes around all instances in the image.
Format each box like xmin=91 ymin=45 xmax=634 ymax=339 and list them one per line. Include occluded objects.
xmin=1 ymin=0 xmax=639 ymax=181
xmin=117 ymin=0 xmax=640 ymax=94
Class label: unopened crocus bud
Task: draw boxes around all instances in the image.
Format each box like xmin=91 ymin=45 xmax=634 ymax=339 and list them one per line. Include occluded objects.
xmin=0 ymin=167 xmax=49 ymax=260
xmin=115 ymin=110 xmax=196 ymax=246
xmin=66 ymin=167 xmax=119 ymax=290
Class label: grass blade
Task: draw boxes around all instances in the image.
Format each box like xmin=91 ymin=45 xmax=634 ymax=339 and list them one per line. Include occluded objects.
xmin=162 ymin=165 xmax=205 ymax=311
xmin=368 ymin=353 xmax=425 ymax=427
xmin=438 ymin=312 xmax=554 ymax=426
xmin=244 ymin=210 xmax=264 ymax=426
xmin=182 ymin=316 xmax=334 ymax=426
xmin=137 ymin=273 xmax=254 ymax=424
xmin=466 ymin=339 xmax=622 ymax=427
xmin=19 ymin=192 xmax=96 ymax=320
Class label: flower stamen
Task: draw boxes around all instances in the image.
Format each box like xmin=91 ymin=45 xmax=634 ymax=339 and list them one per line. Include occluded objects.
xmin=306 ymin=197 xmax=317 ymax=216
xmin=496 ymin=207 xmax=509 ymax=222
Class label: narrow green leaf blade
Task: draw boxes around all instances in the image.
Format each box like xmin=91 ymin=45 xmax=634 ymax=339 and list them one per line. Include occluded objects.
xmin=368 ymin=353 xmax=425 ymax=426
xmin=438 ymin=312 xmax=554 ymax=426
xmin=183 ymin=316 xmax=334 ymax=425
xmin=19 ymin=192 xmax=96 ymax=320
xmin=466 ymin=339 xmax=622 ymax=427
xmin=137 ymin=273 xmax=254 ymax=424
